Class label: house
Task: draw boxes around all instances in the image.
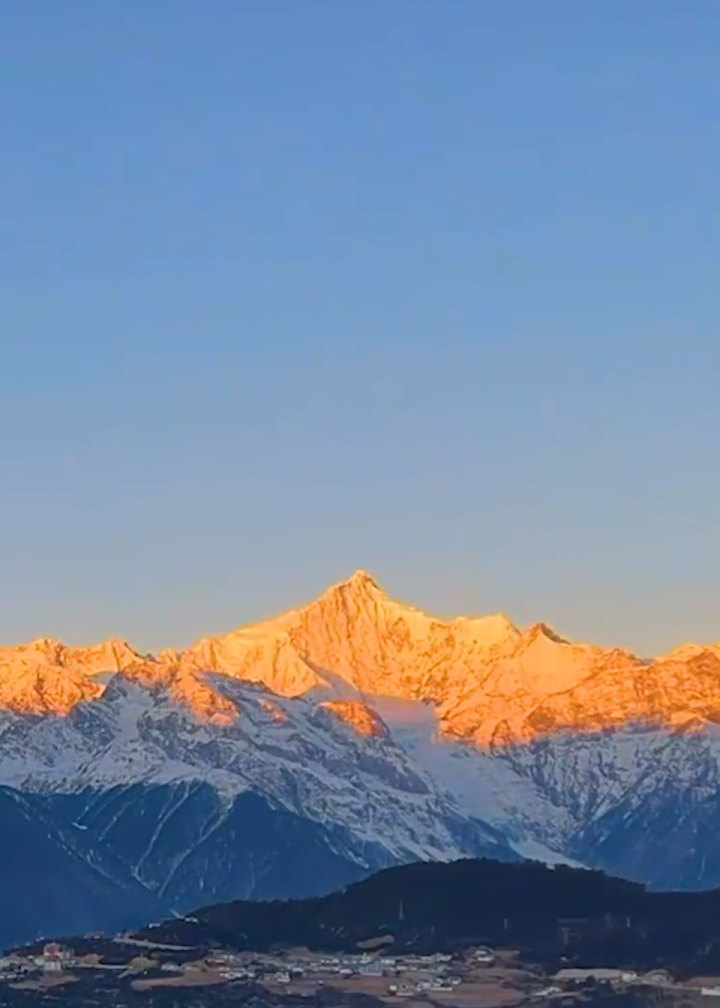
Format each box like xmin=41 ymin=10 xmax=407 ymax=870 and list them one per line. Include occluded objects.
xmin=43 ymin=943 xmax=70 ymax=962
xmin=555 ymin=968 xmax=635 ymax=984
xmin=40 ymin=943 xmax=71 ymax=975
xmin=640 ymin=970 xmax=673 ymax=986
xmin=358 ymin=963 xmax=384 ymax=977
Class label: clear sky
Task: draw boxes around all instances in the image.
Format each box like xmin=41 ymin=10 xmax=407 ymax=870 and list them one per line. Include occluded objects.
xmin=2 ymin=1 xmax=720 ymax=657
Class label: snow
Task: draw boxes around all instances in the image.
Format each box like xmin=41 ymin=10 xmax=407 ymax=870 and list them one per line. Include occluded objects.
xmin=379 ymin=696 xmax=575 ymax=855
xmin=510 ymin=839 xmax=583 ymax=867
xmin=0 ymin=571 xmax=719 ymax=884
xmin=0 ymin=672 xmax=510 ymax=868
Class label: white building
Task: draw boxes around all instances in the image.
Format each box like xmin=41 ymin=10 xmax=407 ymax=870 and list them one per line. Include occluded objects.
xmin=555 ymin=968 xmax=636 ymax=984
xmin=358 ymin=964 xmax=383 ymax=977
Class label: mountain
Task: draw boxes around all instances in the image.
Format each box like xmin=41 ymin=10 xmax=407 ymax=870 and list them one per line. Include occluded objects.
xmin=178 ymin=571 xmax=720 ymax=746
xmin=0 ymin=785 xmax=158 ymax=947
xmin=0 ymin=637 xmax=142 ymax=714
xmin=8 ymin=571 xmax=720 ymax=744
xmin=0 ymin=655 xmax=517 ymax=945
xmin=0 ymin=667 xmax=514 ymax=865
xmin=179 ymin=571 xmax=523 ymax=715
xmin=2 ymin=571 xmax=720 ymax=944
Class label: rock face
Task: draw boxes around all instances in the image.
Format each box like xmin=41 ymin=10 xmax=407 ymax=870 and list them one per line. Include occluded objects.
xmin=7 ymin=571 xmax=720 ymax=744
xmin=319 ymin=700 xmax=390 ymax=738
xmin=0 ymin=637 xmax=142 ymax=714
xmin=181 ymin=572 xmax=525 ymax=721
xmin=2 ymin=571 xmax=720 ymax=945
xmin=177 ymin=571 xmax=720 ymax=746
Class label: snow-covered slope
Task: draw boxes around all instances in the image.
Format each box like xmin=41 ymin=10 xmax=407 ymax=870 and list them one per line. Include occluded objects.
xmin=0 ymin=665 xmax=512 ymax=866
xmin=1 ymin=569 xmax=720 ymax=946
xmin=498 ymin=722 xmax=720 ymax=889
xmin=0 ymin=661 xmax=518 ymax=945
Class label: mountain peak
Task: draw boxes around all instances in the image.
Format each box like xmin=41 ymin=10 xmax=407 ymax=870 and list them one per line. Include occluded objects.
xmin=27 ymin=636 xmax=63 ymax=653
xmin=349 ymin=568 xmax=377 ymax=585
xmin=326 ymin=569 xmax=384 ymax=596
xmin=523 ymin=622 xmax=569 ymax=646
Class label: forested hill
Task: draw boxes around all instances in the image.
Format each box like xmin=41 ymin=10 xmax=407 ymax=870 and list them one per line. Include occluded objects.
xmin=136 ymin=858 xmax=720 ymax=974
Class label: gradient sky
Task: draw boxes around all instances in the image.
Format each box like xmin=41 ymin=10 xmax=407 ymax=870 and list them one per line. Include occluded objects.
xmin=2 ymin=1 xmax=720 ymax=657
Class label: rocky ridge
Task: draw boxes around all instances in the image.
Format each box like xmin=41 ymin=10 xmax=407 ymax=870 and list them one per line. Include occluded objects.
xmin=4 ymin=570 xmax=720 ymax=745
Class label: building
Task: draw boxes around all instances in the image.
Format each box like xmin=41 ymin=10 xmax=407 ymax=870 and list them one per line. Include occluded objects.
xmin=40 ymin=943 xmax=71 ymax=974
xmin=641 ymin=970 xmax=673 ymax=986
xmin=555 ymin=968 xmax=636 ymax=984
xmin=358 ymin=963 xmax=384 ymax=977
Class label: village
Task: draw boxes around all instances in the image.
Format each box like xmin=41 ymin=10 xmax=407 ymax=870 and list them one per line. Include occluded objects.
xmin=0 ymin=941 xmax=492 ymax=996
xmin=2 ymin=938 xmax=720 ymax=1005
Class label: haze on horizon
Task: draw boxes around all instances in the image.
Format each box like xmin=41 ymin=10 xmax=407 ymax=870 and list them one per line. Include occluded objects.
xmin=2 ymin=2 xmax=720 ymax=658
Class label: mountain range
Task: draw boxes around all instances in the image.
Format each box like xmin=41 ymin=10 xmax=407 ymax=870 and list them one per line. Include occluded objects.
xmin=2 ymin=570 xmax=720 ymax=946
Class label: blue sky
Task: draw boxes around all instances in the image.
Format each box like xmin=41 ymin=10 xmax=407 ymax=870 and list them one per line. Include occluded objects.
xmin=2 ymin=1 xmax=720 ymax=655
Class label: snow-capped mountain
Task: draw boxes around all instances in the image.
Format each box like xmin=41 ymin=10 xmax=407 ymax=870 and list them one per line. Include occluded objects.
xmin=2 ymin=570 xmax=720 ymax=945
xmin=0 ymin=666 xmax=512 ymax=866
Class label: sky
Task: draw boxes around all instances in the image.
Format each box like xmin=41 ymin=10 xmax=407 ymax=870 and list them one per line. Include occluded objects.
xmin=2 ymin=1 xmax=720 ymax=657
